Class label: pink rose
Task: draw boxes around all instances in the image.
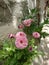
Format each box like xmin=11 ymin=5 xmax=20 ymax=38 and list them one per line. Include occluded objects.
xmin=15 ymin=36 xmax=28 ymax=49
xmin=32 ymin=32 xmax=40 ymax=38
xmin=15 ymin=32 xmax=26 ymax=39
xmin=18 ymin=24 xmax=24 ymax=29
xmin=8 ymin=34 xmax=15 ymax=38
xmin=23 ymin=19 xmax=32 ymax=27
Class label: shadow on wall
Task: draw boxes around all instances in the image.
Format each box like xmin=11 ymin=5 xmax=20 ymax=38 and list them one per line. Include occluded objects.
xmin=0 ymin=0 xmax=12 ymax=25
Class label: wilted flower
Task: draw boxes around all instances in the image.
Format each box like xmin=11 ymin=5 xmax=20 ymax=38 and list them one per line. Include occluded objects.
xmin=32 ymin=32 xmax=40 ymax=38
xmin=23 ymin=19 xmax=32 ymax=27
xmin=8 ymin=34 xmax=15 ymax=38
xmin=28 ymin=46 xmax=33 ymax=52
xmin=18 ymin=24 xmax=24 ymax=29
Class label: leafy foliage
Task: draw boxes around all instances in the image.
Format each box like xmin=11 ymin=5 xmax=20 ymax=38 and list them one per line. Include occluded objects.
xmin=21 ymin=8 xmax=49 ymax=38
xmin=0 ymin=38 xmax=40 ymax=65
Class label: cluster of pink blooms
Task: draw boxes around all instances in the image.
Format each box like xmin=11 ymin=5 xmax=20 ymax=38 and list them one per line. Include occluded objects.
xmin=8 ymin=19 xmax=40 ymax=49
xmin=15 ymin=32 xmax=28 ymax=49
xmin=18 ymin=19 xmax=32 ymax=29
xmin=8 ymin=32 xmax=40 ymax=49
xmin=9 ymin=32 xmax=28 ymax=49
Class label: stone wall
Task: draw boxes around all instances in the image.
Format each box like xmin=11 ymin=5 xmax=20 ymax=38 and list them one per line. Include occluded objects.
xmin=0 ymin=0 xmax=12 ymax=25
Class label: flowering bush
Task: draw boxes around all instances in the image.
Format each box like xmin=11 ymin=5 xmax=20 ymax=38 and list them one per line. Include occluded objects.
xmin=0 ymin=8 xmax=49 ymax=65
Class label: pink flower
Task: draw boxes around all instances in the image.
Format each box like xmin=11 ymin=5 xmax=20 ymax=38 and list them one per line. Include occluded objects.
xmin=32 ymin=32 xmax=40 ymax=38
xmin=15 ymin=32 xmax=28 ymax=49
xmin=15 ymin=32 xmax=26 ymax=39
xmin=15 ymin=36 xmax=28 ymax=49
xmin=8 ymin=34 xmax=15 ymax=38
xmin=18 ymin=24 xmax=24 ymax=29
xmin=23 ymin=19 xmax=32 ymax=27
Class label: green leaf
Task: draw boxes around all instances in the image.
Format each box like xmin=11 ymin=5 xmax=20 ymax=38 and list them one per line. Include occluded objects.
xmin=44 ymin=18 xmax=49 ymax=24
xmin=31 ymin=8 xmax=38 ymax=14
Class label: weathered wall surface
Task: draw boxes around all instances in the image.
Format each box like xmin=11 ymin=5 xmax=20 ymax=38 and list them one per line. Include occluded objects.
xmin=0 ymin=0 xmax=29 ymax=39
xmin=0 ymin=0 xmax=12 ymax=25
